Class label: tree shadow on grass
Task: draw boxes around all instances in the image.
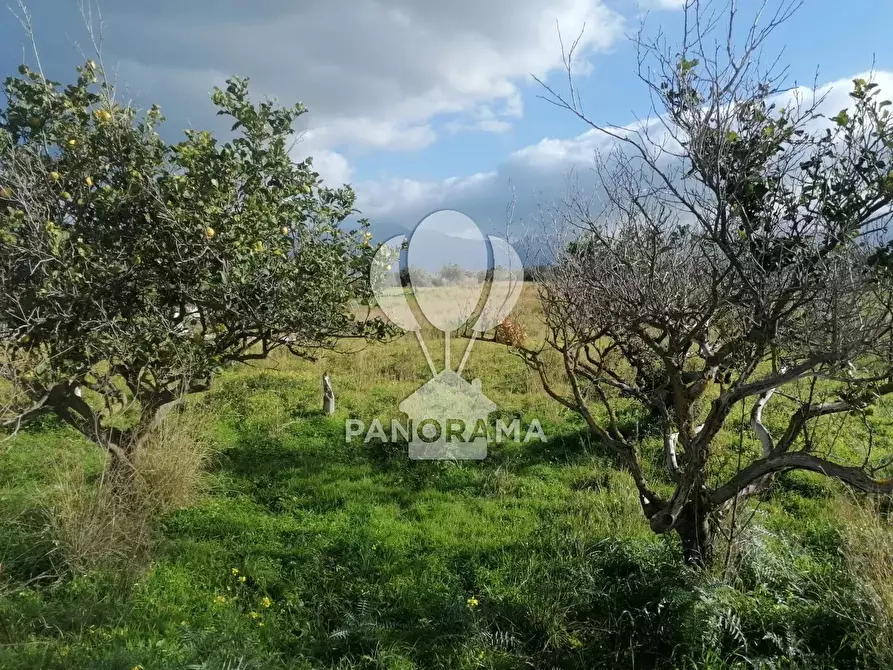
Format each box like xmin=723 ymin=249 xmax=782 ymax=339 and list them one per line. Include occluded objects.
xmin=212 ymin=414 xmax=348 ymax=483
xmin=212 ymin=409 xmax=643 ymax=507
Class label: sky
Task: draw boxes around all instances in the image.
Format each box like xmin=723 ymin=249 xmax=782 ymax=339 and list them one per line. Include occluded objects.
xmin=2 ymin=0 xmax=892 ymax=245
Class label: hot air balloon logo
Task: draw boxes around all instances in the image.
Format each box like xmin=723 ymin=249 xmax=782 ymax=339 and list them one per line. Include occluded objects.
xmin=369 ymin=210 xmax=525 ymax=460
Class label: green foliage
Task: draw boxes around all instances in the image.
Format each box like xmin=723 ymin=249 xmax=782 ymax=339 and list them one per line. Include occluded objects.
xmin=0 ymin=62 xmax=383 ymax=453
xmin=2 ymin=340 xmax=893 ymax=668
xmin=439 ymin=263 xmax=466 ymax=284
xmin=541 ymin=26 xmax=893 ymax=566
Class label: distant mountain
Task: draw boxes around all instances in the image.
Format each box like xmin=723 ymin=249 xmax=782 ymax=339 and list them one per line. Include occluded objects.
xmin=367 ymin=222 xmax=542 ymax=273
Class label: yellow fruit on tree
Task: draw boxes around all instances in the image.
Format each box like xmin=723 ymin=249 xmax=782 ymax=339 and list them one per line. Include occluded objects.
xmin=280 ymin=227 xmax=289 ymax=235
xmin=61 ymin=191 xmax=72 ymax=201
xmin=67 ymin=139 xmax=77 ymax=147
xmin=205 ymin=227 xmax=215 ymax=240
xmin=50 ymin=171 xmax=60 ymax=181
xmin=302 ymin=184 xmax=311 ymax=194
xmin=85 ymin=177 xmax=94 ymax=187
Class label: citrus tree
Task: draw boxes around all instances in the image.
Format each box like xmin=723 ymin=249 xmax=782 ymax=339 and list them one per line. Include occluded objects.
xmin=0 ymin=60 xmax=383 ymax=466
xmin=519 ymin=0 xmax=893 ymax=565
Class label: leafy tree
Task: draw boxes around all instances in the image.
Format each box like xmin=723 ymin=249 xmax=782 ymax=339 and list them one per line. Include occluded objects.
xmin=0 ymin=61 xmax=383 ymax=467
xmin=517 ymin=1 xmax=893 ymax=564
xmin=439 ymin=263 xmax=465 ymax=283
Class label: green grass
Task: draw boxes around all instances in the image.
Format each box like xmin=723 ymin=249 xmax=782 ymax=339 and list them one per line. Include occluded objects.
xmin=2 ymin=290 xmax=893 ymax=668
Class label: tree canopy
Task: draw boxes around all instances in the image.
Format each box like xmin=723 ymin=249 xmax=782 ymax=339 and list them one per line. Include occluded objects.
xmin=519 ymin=0 xmax=893 ymax=564
xmin=0 ymin=60 xmax=382 ymax=462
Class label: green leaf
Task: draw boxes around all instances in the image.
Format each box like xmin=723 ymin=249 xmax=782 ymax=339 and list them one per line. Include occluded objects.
xmin=679 ymin=57 xmax=700 ymax=74
xmin=832 ymin=110 xmax=850 ymax=127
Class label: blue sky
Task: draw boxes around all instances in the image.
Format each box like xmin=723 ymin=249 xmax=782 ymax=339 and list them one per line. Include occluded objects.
xmin=2 ymin=0 xmax=891 ymax=239
xmin=360 ymin=0 xmax=893 ymax=182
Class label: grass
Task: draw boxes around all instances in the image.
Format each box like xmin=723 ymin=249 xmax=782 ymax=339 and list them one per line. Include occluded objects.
xmin=1 ymin=286 xmax=893 ymax=668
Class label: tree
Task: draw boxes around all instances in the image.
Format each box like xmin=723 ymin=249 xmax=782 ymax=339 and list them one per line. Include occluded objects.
xmin=439 ymin=263 xmax=465 ymax=284
xmin=512 ymin=0 xmax=893 ymax=565
xmin=0 ymin=61 xmax=383 ymax=469
xmin=400 ymin=265 xmax=432 ymax=288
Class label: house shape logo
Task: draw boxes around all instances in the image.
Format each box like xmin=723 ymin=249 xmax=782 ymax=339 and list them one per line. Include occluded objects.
xmin=398 ymin=369 xmax=497 ymax=460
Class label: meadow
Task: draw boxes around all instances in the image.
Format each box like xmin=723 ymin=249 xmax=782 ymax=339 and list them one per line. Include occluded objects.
xmin=2 ymin=285 xmax=893 ymax=669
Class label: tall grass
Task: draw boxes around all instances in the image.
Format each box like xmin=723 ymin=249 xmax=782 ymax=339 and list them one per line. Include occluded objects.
xmin=838 ymin=495 xmax=893 ymax=640
xmin=47 ymin=405 xmax=217 ymax=574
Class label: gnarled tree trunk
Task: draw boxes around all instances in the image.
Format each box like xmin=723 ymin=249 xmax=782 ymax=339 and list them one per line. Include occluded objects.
xmin=674 ymin=497 xmax=716 ymax=567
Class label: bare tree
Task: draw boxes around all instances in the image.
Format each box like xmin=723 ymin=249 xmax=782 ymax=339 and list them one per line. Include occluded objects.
xmin=510 ymin=0 xmax=893 ymax=564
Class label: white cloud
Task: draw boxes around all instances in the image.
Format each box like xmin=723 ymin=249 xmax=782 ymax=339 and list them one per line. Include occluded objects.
xmin=359 ymin=172 xmax=499 ymax=221
xmin=444 ymin=94 xmax=524 ymax=135
xmin=100 ymin=0 xmax=626 ymax=156
xmin=650 ymin=0 xmax=689 ymax=9
xmin=360 ymin=71 xmax=893 ymax=238
xmin=304 ymin=149 xmax=354 ymax=188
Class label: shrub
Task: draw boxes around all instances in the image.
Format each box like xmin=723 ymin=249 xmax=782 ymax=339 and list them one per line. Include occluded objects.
xmin=494 ymin=319 xmax=526 ymax=348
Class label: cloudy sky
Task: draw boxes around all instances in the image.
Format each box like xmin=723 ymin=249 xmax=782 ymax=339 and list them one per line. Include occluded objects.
xmin=2 ymin=1 xmax=892 ymax=242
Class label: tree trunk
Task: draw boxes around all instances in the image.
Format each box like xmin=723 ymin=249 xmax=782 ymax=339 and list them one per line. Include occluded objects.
xmin=104 ymin=439 xmax=138 ymax=499
xmin=322 ymin=373 xmax=335 ymax=416
xmin=675 ymin=499 xmax=716 ymax=567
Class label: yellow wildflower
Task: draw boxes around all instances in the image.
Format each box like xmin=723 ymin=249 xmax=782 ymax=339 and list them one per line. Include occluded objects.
xmin=239 ymin=576 xmax=246 ymax=583
xmin=231 ymin=568 xmax=239 ymax=576
xmin=466 ymin=596 xmax=479 ymax=609
xmin=261 ymin=597 xmax=272 ymax=608
xmin=249 ymin=611 xmax=260 ymax=620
